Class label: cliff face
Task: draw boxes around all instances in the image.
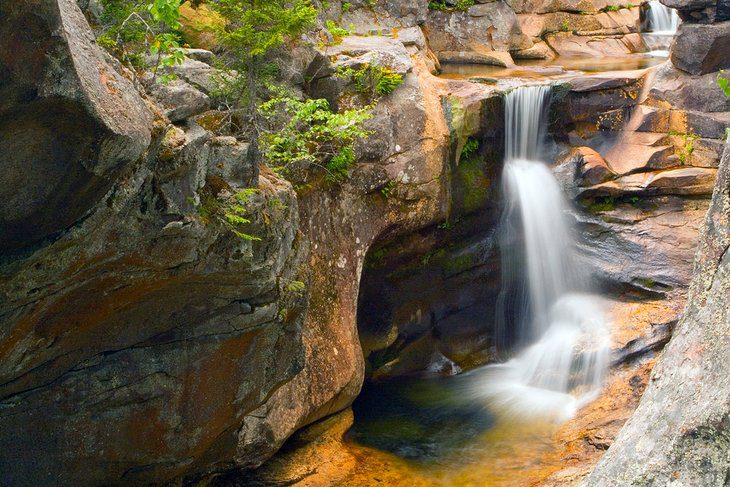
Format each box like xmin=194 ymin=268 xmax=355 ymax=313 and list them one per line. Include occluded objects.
xmin=0 ymin=0 xmax=727 ymax=484
xmin=586 ymin=133 xmax=730 ymax=487
xmin=586 ymin=0 xmax=730 ymax=482
xmin=0 ymin=1 xmax=456 ymax=484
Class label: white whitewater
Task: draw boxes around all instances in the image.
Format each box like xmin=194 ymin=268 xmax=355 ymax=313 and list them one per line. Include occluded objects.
xmin=470 ymin=86 xmax=610 ymax=423
xmin=645 ymin=0 xmax=679 ymax=34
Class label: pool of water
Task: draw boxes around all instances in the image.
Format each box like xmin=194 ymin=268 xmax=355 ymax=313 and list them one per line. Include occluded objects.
xmin=346 ymin=374 xmax=566 ymax=485
xmin=438 ymin=54 xmax=667 ymax=83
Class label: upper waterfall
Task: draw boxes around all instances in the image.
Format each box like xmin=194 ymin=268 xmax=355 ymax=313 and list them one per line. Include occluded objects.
xmin=646 ymin=0 xmax=679 ymax=34
xmin=504 ymin=85 xmax=552 ymax=161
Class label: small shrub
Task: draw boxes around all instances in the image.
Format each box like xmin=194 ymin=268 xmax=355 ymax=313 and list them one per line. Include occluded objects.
xmin=96 ymin=0 xmax=186 ymax=83
xmin=460 ymin=137 xmax=479 ymax=159
xmin=326 ymin=19 xmax=351 ymax=41
xmin=560 ymin=18 xmax=570 ymax=31
xmin=337 ymin=63 xmax=404 ymax=100
xmin=604 ymin=4 xmax=620 ymax=11
xmin=342 ymin=2 xmax=351 ymax=12
xmin=199 ymin=188 xmax=261 ymax=240
xmin=717 ymin=70 xmax=730 ymax=97
xmin=670 ymin=131 xmax=699 ymax=163
xmin=260 ymin=95 xmax=372 ymax=182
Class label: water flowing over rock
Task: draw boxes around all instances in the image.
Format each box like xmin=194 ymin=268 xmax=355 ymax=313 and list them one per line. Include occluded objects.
xmin=645 ymin=0 xmax=679 ymax=33
xmin=469 ymin=86 xmax=610 ymax=423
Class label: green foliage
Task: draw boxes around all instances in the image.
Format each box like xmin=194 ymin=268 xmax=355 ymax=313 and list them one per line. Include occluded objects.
xmin=380 ymin=180 xmax=396 ymax=198
xmin=604 ymin=4 xmax=620 ymax=11
xmin=260 ymin=96 xmax=372 ymax=181
xmin=560 ymin=18 xmax=570 ymax=31
xmin=199 ymin=189 xmax=261 ymax=240
xmin=460 ymin=137 xmax=479 ymax=159
xmin=670 ymin=131 xmax=699 ymax=163
xmin=337 ymin=63 xmax=404 ymax=100
xmin=428 ymin=0 xmax=474 ymax=10
xmin=326 ymin=19 xmax=351 ymax=41
xmin=96 ymin=0 xmax=185 ymax=83
xmin=342 ymin=2 xmax=352 ymax=11
xmin=210 ymin=0 xmax=317 ymax=111
xmin=717 ymin=70 xmax=730 ymax=98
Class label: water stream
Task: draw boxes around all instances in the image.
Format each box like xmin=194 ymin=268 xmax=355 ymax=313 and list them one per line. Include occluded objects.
xmin=343 ymin=85 xmax=614 ymax=485
xmin=471 ymin=86 xmax=610 ymax=423
xmin=645 ymin=0 xmax=679 ymax=34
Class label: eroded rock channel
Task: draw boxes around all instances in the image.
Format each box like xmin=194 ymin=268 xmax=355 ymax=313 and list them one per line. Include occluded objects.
xmin=0 ymin=0 xmax=728 ymax=485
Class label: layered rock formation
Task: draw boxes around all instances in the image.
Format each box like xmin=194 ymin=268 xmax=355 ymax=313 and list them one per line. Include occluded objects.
xmin=331 ymin=0 xmax=648 ymax=66
xmin=585 ymin=0 xmax=730 ymax=482
xmin=586 ymin=132 xmax=729 ymax=487
xmin=1 ymin=0 xmax=727 ymax=484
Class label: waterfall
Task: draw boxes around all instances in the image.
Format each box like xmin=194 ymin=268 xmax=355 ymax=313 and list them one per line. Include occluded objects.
xmin=645 ymin=0 xmax=679 ymax=34
xmin=504 ymin=85 xmax=551 ymax=162
xmin=471 ymin=86 xmax=610 ymax=423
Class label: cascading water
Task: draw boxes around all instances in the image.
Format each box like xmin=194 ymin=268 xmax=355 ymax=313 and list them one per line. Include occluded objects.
xmin=642 ymin=0 xmax=680 ymax=54
xmin=470 ymin=85 xmax=610 ymax=423
xmin=645 ymin=0 xmax=679 ymax=34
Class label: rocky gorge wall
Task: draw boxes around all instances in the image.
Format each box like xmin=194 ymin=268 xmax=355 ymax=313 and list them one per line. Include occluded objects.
xmin=585 ymin=0 xmax=730 ymax=483
xmin=0 ymin=1 xmax=460 ymax=484
xmin=0 ymin=0 xmax=728 ymax=485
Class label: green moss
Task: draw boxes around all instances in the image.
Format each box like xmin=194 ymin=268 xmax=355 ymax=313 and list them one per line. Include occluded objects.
xmin=442 ymin=253 xmax=474 ymax=273
xmin=586 ymin=195 xmax=616 ymax=213
xmin=457 ymin=155 xmax=490 ymax=213
xmin=428 ymin=0 xmax=474 ymax=10
xmin=634 ymin=277 xmax=656 ymax=289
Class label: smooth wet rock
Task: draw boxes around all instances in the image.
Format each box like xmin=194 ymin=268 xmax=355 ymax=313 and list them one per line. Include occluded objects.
xmin=0 ymin=0 xmax=153 ymax=251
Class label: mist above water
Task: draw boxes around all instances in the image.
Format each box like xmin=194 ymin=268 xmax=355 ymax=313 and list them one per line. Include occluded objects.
xmin=467 ymin=86 xmax=610 ymax=423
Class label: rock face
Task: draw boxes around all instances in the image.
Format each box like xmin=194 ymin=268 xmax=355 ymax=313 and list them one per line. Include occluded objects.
xmin=671 ymin=21 xmax=730 ymax=75
xmin=583 ymin=1 xmax=730 ymax=483
xmin=330 ymin=0 xmax=646 ymax=65
xmin=0 ymin=3 xmax=454 ymax=483
xmin=0 ymin=0 xmax=153 ymax=252
xmin=585 ymin=140 xmax=730 ymax=486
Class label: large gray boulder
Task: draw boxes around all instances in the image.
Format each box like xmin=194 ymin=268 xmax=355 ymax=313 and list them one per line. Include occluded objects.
xmin=671 ymin=21 xmax=730 ymax=75
xmin=0 ymin=0 xmax=153 ymax=251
